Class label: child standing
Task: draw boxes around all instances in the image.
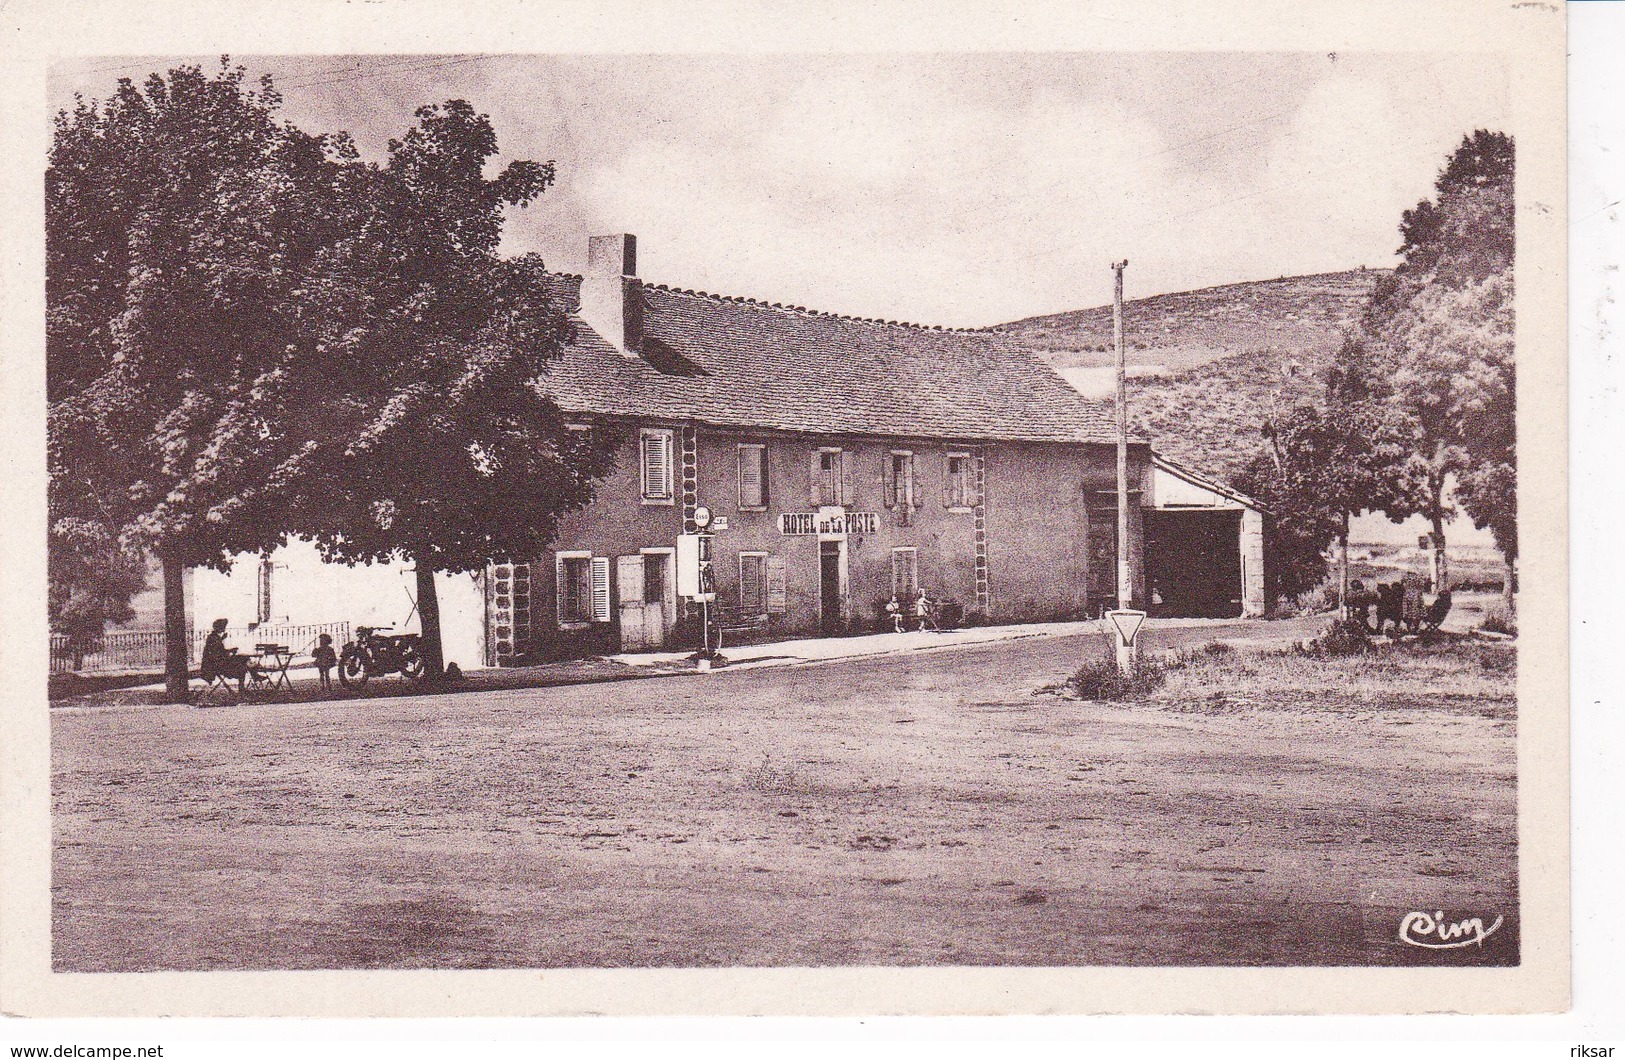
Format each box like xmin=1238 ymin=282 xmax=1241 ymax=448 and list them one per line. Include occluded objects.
xmin=313 ymin=633 xmax=338 ymax=691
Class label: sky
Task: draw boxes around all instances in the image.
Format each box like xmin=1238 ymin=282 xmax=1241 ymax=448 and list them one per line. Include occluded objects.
xmin=49 ymin=52 xmax=1510 ymax=328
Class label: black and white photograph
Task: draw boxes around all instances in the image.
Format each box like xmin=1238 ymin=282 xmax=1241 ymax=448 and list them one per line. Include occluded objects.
xmin=0 ymin=0 xmax=1575 ymax=1024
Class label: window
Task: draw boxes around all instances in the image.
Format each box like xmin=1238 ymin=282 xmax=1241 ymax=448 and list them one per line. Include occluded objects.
xmin=557 ymin=552 xmax=611 ymax=625
xmin=885 ymin=451 xmax=917 ymax=521
xmin=640 ymin=428 xmax=674 ymax=503
xmin=891 ymin=548 xmax=919 ymax=600
xmin=738 ymin=444 xmax=768 ymax=509
xmin=643 ymin=553 xmax=666 ymax=604
xmin=945 ymin=452 xmax=975 ymax=508
xmin=810 ymin=447 xmax=846 ymax=506
xmin=739 ymin=552 xmax=768 ymax=613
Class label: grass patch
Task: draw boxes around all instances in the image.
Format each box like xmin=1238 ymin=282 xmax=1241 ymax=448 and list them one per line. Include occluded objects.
xmin=1143 ymin=633 xmax=1516 ymax=715
xmin=1054 ymin=657 xmax=1169 ymax=701
xmin=1478 ymin=606 xmax=1517 ymax=637
xmin=1296 ymin=618 xmax=1373 ymax=657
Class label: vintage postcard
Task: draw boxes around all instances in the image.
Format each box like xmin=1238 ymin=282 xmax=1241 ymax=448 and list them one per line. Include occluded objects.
xmin=0 ymin=0 xmax=1567 ymax=1017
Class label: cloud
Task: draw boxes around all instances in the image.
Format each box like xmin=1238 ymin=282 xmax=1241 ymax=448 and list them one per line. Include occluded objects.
xmin=53 ymin=53 xmax=1506 ymax=326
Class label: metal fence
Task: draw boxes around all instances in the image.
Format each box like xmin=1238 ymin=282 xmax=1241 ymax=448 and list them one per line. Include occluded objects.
xmin=49 ymin=622 xmax=352 ymax=675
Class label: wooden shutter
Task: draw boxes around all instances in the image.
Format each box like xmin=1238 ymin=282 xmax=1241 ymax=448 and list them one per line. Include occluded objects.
xmin=642 ymin=430 xmax=670 ymax=500
xmin=740 ymin=554 xmax=764 ymax=612
xmin=765 ymin=556 xmax=787 ymax=614
xmin=555 ymin=554 xmax=570 ymax=625
xmin=739 ymin=446 xmax=764 ymax=508
xmin=882 ymin=455 xmax=897 ymax=508
xmin=943 ymin=457 xmax=955 ymax=507
xmin=892 ymin=549 xmax=918 ymax=599
xmin=616 ymin=555 xmax=644 ymax=609
xmin=809 ymin=450 xmax=822 ymax=505
xmin=839 ymin=450 xmax=853 ymax=506
xmin=590 ymin=556 xmax=612 ymax=622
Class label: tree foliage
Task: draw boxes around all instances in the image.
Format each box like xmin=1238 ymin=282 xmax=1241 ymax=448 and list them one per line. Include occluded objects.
xmin=1362 ymin=129 xmax=1516 ymax=568
xmin=1235 ymin=355 xmax=1410 ymax=604
xmin=48 ymin=60 xmax=360 ymax=695
xmin=49 ymin=64 xmax=610 ymax=693
xmin=287 ymin=101 xmax=616 ymax=675
xmin=48 ymin=518 xmax=149 ymax=659
xmin=1243 ymin=129 xmax=1517 ymax=608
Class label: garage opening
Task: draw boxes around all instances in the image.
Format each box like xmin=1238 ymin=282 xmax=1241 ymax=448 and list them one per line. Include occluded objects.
xmin=1144 ymin=508 xmax=1242 ymax=618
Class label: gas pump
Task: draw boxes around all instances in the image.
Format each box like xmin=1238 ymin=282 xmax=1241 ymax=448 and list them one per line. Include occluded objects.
xmin=677 ymin=506 xmax=719 ymax=662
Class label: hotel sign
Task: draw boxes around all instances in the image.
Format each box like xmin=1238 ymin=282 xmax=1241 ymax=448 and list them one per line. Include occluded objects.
xmin=778 ymin=511 xmax=879 ymax=537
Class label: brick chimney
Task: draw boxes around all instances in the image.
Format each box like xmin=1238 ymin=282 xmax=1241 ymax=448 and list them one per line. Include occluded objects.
xmin=580 ymin=233 xmax=642 ymax=356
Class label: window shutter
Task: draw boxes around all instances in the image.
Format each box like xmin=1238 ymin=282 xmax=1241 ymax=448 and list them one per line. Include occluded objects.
xmin=555 ymin=554 xmax=568 ymax=626
xmin=908 ymin=457 xmax=922 ymax=508
xmin=765 ymin=556 xmax=787 ymax=614
xmin=591 ymin=556 xmax=611 ymax=622
xmin=809 ymin=450 xmax=821 ymax=505
xmin=643 ymin=431 xmax=671 ymax=499
xmin=739 ymin=446 xmax=763 ymax=508
xmin=883 ymin=457 xmax=897 ymax=508
xmin=840 ymin=451 xmax=853 ymax=506
xmin=740 ymin=555 xmax=763 ymax=611
xmin=943 ymin=459 xmax=955 ymax=507
xmin=640 ymin=433 xmax=653 ymax=497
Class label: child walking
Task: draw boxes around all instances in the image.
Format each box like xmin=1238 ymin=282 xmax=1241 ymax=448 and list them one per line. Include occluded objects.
xmin=313 ymin=633 xmax=338 ymax=691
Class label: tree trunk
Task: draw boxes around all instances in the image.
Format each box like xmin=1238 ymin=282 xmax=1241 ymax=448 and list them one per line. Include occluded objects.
xmin=1502 ymin=551 xmax=1516 ymax=613
xmin=1338 ymin=511 xmax=1350 ymax=620
xmin=161 ymin=550 xmax=190 ymax=703
xmin=415 ymin=559 xmax=445 ymax=678
xmin=1429 ymin=510 xmax=1449 ymax=594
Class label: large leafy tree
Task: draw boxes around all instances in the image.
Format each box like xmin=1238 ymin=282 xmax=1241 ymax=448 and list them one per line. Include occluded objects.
xmin=290 ymin=102 xmax=615 ymax=677
xmin=1235 ymin=352 xmax=1409 ymax=610
xmin=48 ymin=60 xmax=359 ymax=700
xmin=1235 ymin=338 xmax=1417 ymax=611
xmin=51 ymin=66 xmax=610 ymax=698
xmin=1363 ymin=129 xmax=1515 ymax=596
xmin=48 ymin=518 xmax=149 ymax=666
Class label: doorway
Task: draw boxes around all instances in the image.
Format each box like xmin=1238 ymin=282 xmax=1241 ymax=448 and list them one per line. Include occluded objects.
xmin=617 ymin=550 xmax=673 ymax=651
xmin=819 ymin=541 xmax=843 ymax=635
xmin=1088 ymin=504 xmax=1118 ymax=615
xmin=1143 ymin=509 xmax=1243 ymax=618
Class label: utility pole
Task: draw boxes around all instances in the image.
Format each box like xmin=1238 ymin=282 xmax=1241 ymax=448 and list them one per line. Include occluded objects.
xmin=1108 ymin=259 xmax=1143 ymax=673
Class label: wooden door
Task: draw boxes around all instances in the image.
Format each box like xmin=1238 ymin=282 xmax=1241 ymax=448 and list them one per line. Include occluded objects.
xmin=1088 ymin=506 xmax=1118 ymax=616
xmin=616 ymin=555 xmax=653 ymax=651
xmin=819 ymin=543 xmax=843 ymax=634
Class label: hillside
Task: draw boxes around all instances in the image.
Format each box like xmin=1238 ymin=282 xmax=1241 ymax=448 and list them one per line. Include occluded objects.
xmin=991 ymin=269 xmax=1387 ymax=484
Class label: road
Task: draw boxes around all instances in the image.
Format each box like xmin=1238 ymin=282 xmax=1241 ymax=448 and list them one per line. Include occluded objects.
xmin=52 ymin=624 xmax=1517 ymax=970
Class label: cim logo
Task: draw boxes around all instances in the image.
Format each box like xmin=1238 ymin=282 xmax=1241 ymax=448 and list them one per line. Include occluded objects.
xmin=1398 ymin=910 xmax=1505 ymax=949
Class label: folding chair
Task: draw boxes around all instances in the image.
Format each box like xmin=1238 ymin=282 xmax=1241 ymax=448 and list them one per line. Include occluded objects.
xmin=194 ymin=670 xmax=237 ymax=706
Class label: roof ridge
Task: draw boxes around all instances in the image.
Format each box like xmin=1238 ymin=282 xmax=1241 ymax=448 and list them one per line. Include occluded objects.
xmin=637 ymin=279 xmax=979 ymax=334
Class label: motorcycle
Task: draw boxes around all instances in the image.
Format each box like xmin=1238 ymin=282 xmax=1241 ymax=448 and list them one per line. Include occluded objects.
xmin=338 ymin=625 xmax=426 ymax=689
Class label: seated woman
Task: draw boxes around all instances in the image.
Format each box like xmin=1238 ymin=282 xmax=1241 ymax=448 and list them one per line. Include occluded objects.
xmin=200 ymin=618 xmax=253 ymax=692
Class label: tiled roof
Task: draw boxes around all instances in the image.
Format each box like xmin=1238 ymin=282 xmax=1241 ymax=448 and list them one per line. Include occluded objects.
xmin=532 ymin=274 xmax=1126 ymax=445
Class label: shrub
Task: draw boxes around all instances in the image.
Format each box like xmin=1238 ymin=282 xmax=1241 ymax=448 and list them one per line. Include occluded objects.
xmin=1300 ymin=618 xmax=1371 ymax=657
xmin=1065 ymin=657 xmax=1167 ymax=700
xmin=1297 ymin=583 xmax=1339 ymax=615
xmin=1203 ymin=641 xmax=1234 ymax=656
xmin=1479 ymin=607 xmax=1517 ymax=636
